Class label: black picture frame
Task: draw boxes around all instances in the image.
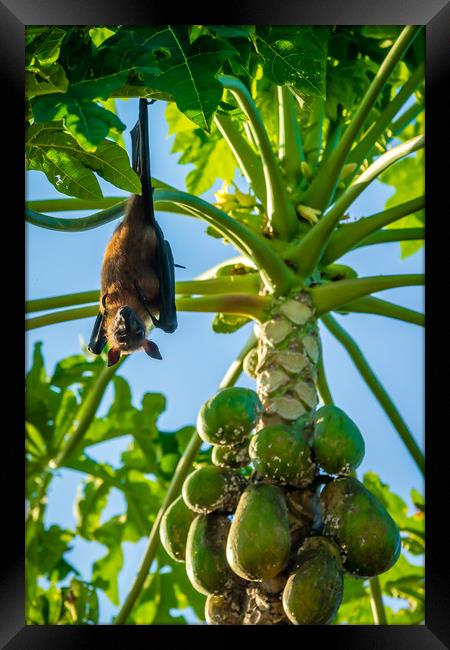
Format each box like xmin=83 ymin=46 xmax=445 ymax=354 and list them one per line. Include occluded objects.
xmin=6 ymin=0 xmax=449 ymax=647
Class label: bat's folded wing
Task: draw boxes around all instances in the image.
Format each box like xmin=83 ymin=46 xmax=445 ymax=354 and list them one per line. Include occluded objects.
xmin=151 ymin=221 xmax=178 ymax=334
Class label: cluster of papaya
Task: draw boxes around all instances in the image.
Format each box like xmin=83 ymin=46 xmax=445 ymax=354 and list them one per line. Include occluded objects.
xmin=160 ymin=387 xmax=401 ymax=625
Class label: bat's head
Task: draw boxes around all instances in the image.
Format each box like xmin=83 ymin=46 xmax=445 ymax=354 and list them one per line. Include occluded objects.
xmin=105 ymin=305 xmax=162 ymax=366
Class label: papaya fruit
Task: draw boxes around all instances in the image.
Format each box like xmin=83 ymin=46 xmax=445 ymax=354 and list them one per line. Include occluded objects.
xmin=212 ymin=442 xmax=250 ymax=469
xmin=182 ymin=465 xmax=244 ymax=514
xmin=197 ymin=387 xmax=263 ymax=446
xmin=159 ymin=495 xmax=195 ymax=562
xmin=186 ymin=513 xmax=236 ymax=596
xmin=282 ymin=536 xmax=343 ymax=625
xmin=248 ymin=423 xmax=315 ymax=487
xmin=320 ymin=477 xmax=401 ymax=577
xmin=226 ymin=483 xmax=291 ymax=581
xmin=205 ymin=587 xmax=246 ymax=625
xmin=312 ymin=405 xmax=365 ymax=475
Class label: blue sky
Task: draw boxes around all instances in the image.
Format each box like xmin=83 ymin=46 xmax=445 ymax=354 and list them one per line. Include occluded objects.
xmin=26 ymin=98 xmax=424 ymax=622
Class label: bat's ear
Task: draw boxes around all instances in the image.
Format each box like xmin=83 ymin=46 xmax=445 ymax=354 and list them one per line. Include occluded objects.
xmin=143 ymin=339 xmax=163 ymax=360
xmin=107 ymin=347 xmax=121 ymax=367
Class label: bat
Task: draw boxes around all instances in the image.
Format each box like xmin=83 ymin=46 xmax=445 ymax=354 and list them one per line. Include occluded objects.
xmin=88 ymin=98 xmax=178 ymax=367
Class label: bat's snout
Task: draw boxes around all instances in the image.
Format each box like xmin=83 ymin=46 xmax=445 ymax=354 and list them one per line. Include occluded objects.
xmin=114 ymin=306 xmax=146 ymax=348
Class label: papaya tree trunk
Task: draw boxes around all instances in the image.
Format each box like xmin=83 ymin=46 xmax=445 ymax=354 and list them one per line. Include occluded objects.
xmin=254 ymin=291 xmax=320 ymax=429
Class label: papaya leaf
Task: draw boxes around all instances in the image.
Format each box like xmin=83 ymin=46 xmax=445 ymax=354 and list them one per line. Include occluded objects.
xmin=26 ymin=122 xmax=140 ymax=199
xmin=25 ymin=422 xmax=48 ymax=460
xmin=254 ymin=26 xmax=328 ymax=100
xmin=25 ymin=342 xmax=62 ymax=447
xmin=134 ymin=27 xmax=235 ymax=131
xmin=131 ymin=572 xmax=161 ymax=624
xmin=166 ymin=103 xmax=236 ymax=195
xmin=26 ymin=63 xmax=69 ymax=99
xmin=51 ymin=352 xmax=104 ymax=391
xmin=121 ymin=441 xmax=157 ymax=474
xmin=207 ymin=26 xmax=253 ymax=39
xmin=26 ymin=27 xmax=67 ymax=65
xmin=92 ymin=516 xmax=124 ymax=605
xmin=33 ymin=95 xmax=126 ymax=151
xmin=75 ymin=476 xmax=111 ymax=540
xmin=61 ymin=578 xmax=99 ymax=624
xmin=410 ymin=488 xmax=425 ymax=513
xmin=326 ymin=58 xmax=378 ymax=122
xmin=108 ymin=376 xmax=133 ymax=413
xmin=88 ymin=27 xmax=116 ymax=48
xmin=26 ymin=123 xmax=102 ymax=199
xmin=52 ymin=390 xmax=78 ymax=452
xmin=35 ymin=525 xmax=75 ymax=578
xmin=362 ymin=471 xmax=425 ymax=540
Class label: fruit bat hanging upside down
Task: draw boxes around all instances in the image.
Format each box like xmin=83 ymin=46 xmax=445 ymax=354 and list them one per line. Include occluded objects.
xmin=87 ymin=99 xmax=179 ymax=367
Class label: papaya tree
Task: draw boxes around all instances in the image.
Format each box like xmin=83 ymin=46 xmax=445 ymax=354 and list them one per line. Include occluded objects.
xmin=25 ymin=25 xmax=424 ymax=625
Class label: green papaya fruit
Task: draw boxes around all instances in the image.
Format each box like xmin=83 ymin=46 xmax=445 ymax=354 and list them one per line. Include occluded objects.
xmin=248 ymin=423 xmax=315 ymax=487
xmin=312 ymin=405 xmax=365 ymax=475
xmin=320 ymin=477 xmax=401 ymax=577
xmin=186 ymin=513 xmax=236 ymax=596
xmin=159 ymin=495 xmax=195 ymax=562
xmin=212 ymin=442 xmax=250 ymax=469
xmin=282 ymin=536 xmax=343 ymax=625
xmin=197 ymin=387 xmax=263 ymax=446
xmin=182 ymin=466 xmax=244 ymax=514
xmin=226 ymin=483 xmax=291 ymax=581
xmin=205 ymin=587 xmax=246 ymax=625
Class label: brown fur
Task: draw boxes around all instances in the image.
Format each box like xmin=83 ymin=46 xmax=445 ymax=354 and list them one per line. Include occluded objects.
xmin=100 ymin=194 xmax=160 ymax=350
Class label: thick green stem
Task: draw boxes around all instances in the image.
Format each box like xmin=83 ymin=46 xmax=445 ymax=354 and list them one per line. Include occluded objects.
xmin=348 ymin=62 xmax=424 ymax=168
xmin=338 ymin=296 xmax=424 ymax=327
xmin=317 ymin=351 xmax=333 ymax=406
xmin=26 ymin=290 xmax=99 ymax=313
xmin=219 ymin=75 xmax=298 ymax=239
xmin=322 ymin=196 xmax=424 ymax=265
xmin=26 ymin=295 xmax=271 ymax=330
xmin=114 ymin=332 xmax=256 ymax=625
xmin=301 ymin=26 xmax=422 ymax=211
xmin=321 ymin=314 xmax=424 ymax=475
xmin=26 ymin=277 xmax=262 ymax=315
xmin=356 ymin=227 xmax=424 ymax=248
xmin=214 ymin=113 xmax=266 ymax=204
xmin=369 ymin=577 xmax=388 ymax=625
xmin=390 ymin=102 xmax=422 ymax=136
xmin=27 ymin=197 xmax=125 ymax=212
xmin=26 ymin=203 xmax=126 ymax=231
xmin=176 ymin=294 xmax=270 ymax=320
xmin=320 ymin=116 xmax=344 ymax=165
xmin=285 ymin=135 xmax=425 ymax=272
xmin=311 ymin=274 xmax=424 ymax=315
xmin=277 ymin=85 xmax=303 ymax=186
xmin=49 ymin=358 xmax=125 ymax=469
xmin=26 ymin=305 xmax=98 ymax=330
xmin=177 ymin=276 xmax=261 ymax=295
